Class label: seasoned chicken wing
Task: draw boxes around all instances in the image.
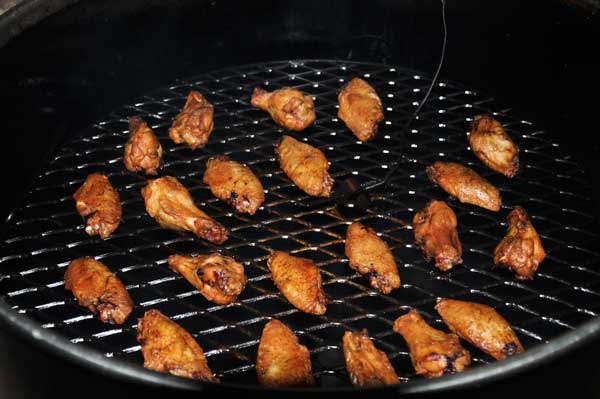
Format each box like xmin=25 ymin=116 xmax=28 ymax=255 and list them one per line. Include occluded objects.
xmin=64 ymin=257 xmax=132 ymax=325
xmin=413 ymin=201 xmax=462 ymax=271
xmin=267 ymin=251 xmax=327 ymax=315
xmin=137 ymin=309 xmax=218 ymax=382
xmin=469 ymin=115 xmax=519 ymax=178
xmin=426 ymin=161 xmax=502 ymax=212
xmin=343 ymin=329 xmax=399 ymax=386
xmin=393 ymin=310 xmax=470 ymax=378
xmin=203 ymin=155 xmax=265 ymax=215
xmin=169 ymin=91 xmax=214 ymax=149
xmin=494 ymin=207 xmax=545 ymax=279
xmin=276 ymin=135 xmax=333 ymax=197
xmin=73 ymin=173 xmax=121 ymax=239
xmin=141 ymin=176 xmax=228 ymax=244
xmin=124 ymin=116 xmax=163 ymax=175
xmin=345 ymin=222 xmax=400 ymax=294
xmin=338 ymin=78 xmax=384 ymax=142
xmin=256 ymin=319 xmax=314 ymax=386
xmin=251 ymin=87 xmax=316 ymax=131
xmin=435 ymin=298 xmax=524 ymax=360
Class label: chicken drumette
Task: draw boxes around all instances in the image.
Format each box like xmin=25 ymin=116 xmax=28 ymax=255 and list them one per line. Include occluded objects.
xmin=338 ymin=78 xmax=384 ymax=142
xmin=251 ymin=87 xmax=316 ymax=131
xmin=124 ymin=116 xmax=163 ymax=175
xmin=73 ymin=173 xmax=121 ymax=239
xmin=343 ymin=329 xmax=399 ymax=386
xmin=469 ymin=115 xmax=520 ymax=178
xmin=169 ymin=91 xmax=214 ymax=149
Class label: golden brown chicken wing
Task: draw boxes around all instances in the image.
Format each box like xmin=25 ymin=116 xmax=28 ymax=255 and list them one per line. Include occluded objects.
xmin=64 ymin=257 xmax=132 ymax=325
xmin=256 ymin=319 xmax=314 ymax=386
xmin=426 ymin=161 xmax=502 ymax=212
xmin=124 ymin=116 xmax=163 ymax=175
xmin=342 ymin=329 xmax=399 ymax=386
xmin=435 ymin=298 xmax=524 ymax=360
xmin=344 ymin=222 xmax=400 ymax=294
xmin=276 ymin=135 xmax=333 ymax=197
xmin=494 ymin=207 xmax=545 ymax=279
xmin=202 ymin=155 xmax=265 ymax=215
xmin=251 ymin=87 xmax=316 ymax=131
xmin=169 ymin=91 xmax=214 ymax=149
xmin=413 ymin=201 xmax=462 ymax=271
xmin=267 ymin=251 xmax=327 ymax=315
xmin=338 ymin=78 xmax=384 ymax=142
xmin=141 ymin=176 xmax=228 ymax=244
xmin=469 ymin=115 xmax=520 ymax=178
xmin=393 ymin=310 xmax=470 ymax=378
xmin=73 ymin=173 xmax=121 ymax=239
xmin=137 ymin=309 xmax=218 ymax=382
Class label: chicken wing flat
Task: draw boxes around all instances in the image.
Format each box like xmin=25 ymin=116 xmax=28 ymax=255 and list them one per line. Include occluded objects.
xmin=256 ymin=319 xmax=315 ymax=386
xmin=494 ymin=207 xmax=545 ymax=279
xmin=124 ymin=116 xmax=163 ymax=175
xmin=426 ymin=161 xmax=502 ymax=212
xmin=343 ymin=329 xmax=399 ymax=386
xmin=137 ymin=309 xmax=218 ymax=382
xmin=203 ymin=155 xmax=265 ymax=215
xmin=338 ymin=78 xmax=384 ymax=142
xmin=276 ymin=135 xmax=333 ymax=197
xmin=251 ymin=87 xmax=316 ymax=131
xmin=168 ymin=253 xmax=247 ymax=305
xmin=141 ymin=176 xmax=228 ymax=244
xmin=64 ymin=257 xmax=132 ymax=325
xmin=393 ymin=310 xmax=470 ymax=378
xmin=413 ymin=201 xmax=462 ymax=271
xmin=469 ymin=115 xmax=520 ymax=178
xmin=73 ymin=173 xmax=121 ymax=239
xmin=344 ymin=222 xmax=400 ymax=294
xmin=169 ymin=91 xmax=214 ymax=149
xmin=267 ymin=251 xmax=327 ymax=315
xmin=435 ymin=298 xmax=524 ymax=360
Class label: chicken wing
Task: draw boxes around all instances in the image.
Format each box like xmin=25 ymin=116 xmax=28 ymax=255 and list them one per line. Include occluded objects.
xmin=343 ymin=329 xmax=399 ymax=386
xmin=338 ymin=78 xmax=384 ymax=142
xmin=435 ymin=298 xmax=524 ymax=360
xmin=251 ymin=87 xmax=316 ymax=131
xmin=276 ymin=135 xmax=333 ymax=197
xmin=413 ymin=201 xmax=462 ymax=271
xmin=393 ymin=310 xmax=470 ymax=378
xmin=141 ymin=176 xmax=228 ymax=244
xmin=73 ymin=173 xmax=121 ymax=239
xmin=202 ymin=155 xmax=265 ymax=215
xmin=64 ymin=257 xmax=132 ymax=325
xmin=124 ymin=116 xmax=163 ymax=175
xmin=137 ymin=309 xmax=218 ymax=382
xmin=267 ymin=251 xmax=327 ymax=315
xmin=256 ymin=319 xmax=314 ymax=386
xmin=344 ymin=222 xmax=400 ymax=294
xmin=469 ymin=115 xmax=519 ymax=178
xmin=494 ymin=207 xmax=545 ymax=279
xmin=426 ymin=161 xmax=502 ymax=212
xmin=169 ymin=91 xmax=214 ymax=149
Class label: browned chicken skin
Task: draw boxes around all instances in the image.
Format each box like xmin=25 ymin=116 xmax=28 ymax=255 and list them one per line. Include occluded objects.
xmin=338 ymin=78 xmax=384 ymax=142
xmin=469 ymin=115 xmax=520 ymax=178
xmin=251 ymin=87 xmax=316 ymax=131
xmin=435 ymin=298 xmax=524 ymax=360
xmin=494 ymin=207 xmax=545 ymax=279
xmin=168 ymin=253 xmax=247 ymax=305
xmin=342 ymin=329 xmax=399 ymax=386
xmin=73 ymin=173 xmax=121 ymax=239
xmin=203 ymin=155 xmax=265 ymax=215
xmin=169 ymin=91 xmax=214 ymax=149
xmin=413 ymin=201 xmax=463 ymax=271
xmin=124 ymin=116 xmax=163 ymax=175
xmin=276 ymin=135 xmax=333 ymax=197
xmin=393 ymin=310 xmax=471 ymax=378
xmin=137 ymin=309 xmax=218 ymax=382
xmin=256 ymin=319 xmax=315 ymax=386
xmin=267 ymin=251 xmax=327 ymax=315
xmin=426 ymin=161 xmax=502 ymax=212
xmin=141 ymin=176 xmax=228 ymax=244
xmin=344 ymin=222 xmax=400 ymax=294
xmin=64 ymin=257 xmax=132 ymax=325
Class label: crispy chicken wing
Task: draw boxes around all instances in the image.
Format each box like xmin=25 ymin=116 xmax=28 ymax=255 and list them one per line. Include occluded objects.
xmin=169 ymin=91 xmax=214 ymax=149
xmin=251 ymin=87 xmax=316 ymax=131
xmin=338 ymin=78 xmax=384 ymax=142
xmin=344 ymin=222 xmax=400 ymax=294
xmin=73 ymin=173 xmax=121 ymax=239
xmin=64 ymin=257 xmax=132 ymax=325
xmin=494 ymin=207 xmax=545 ymax=279
xmin=124 ymin=116 xmax=163 ymax=175
xmin=469 ymin=115 xmax=519 ymax=178
xmin=426 ymin=161 xmax=502 ymax=212
xmin=141 ymin=176 xmax=228 ymax=244
xmin=343 ymin=329 xmax=399 ymax=386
